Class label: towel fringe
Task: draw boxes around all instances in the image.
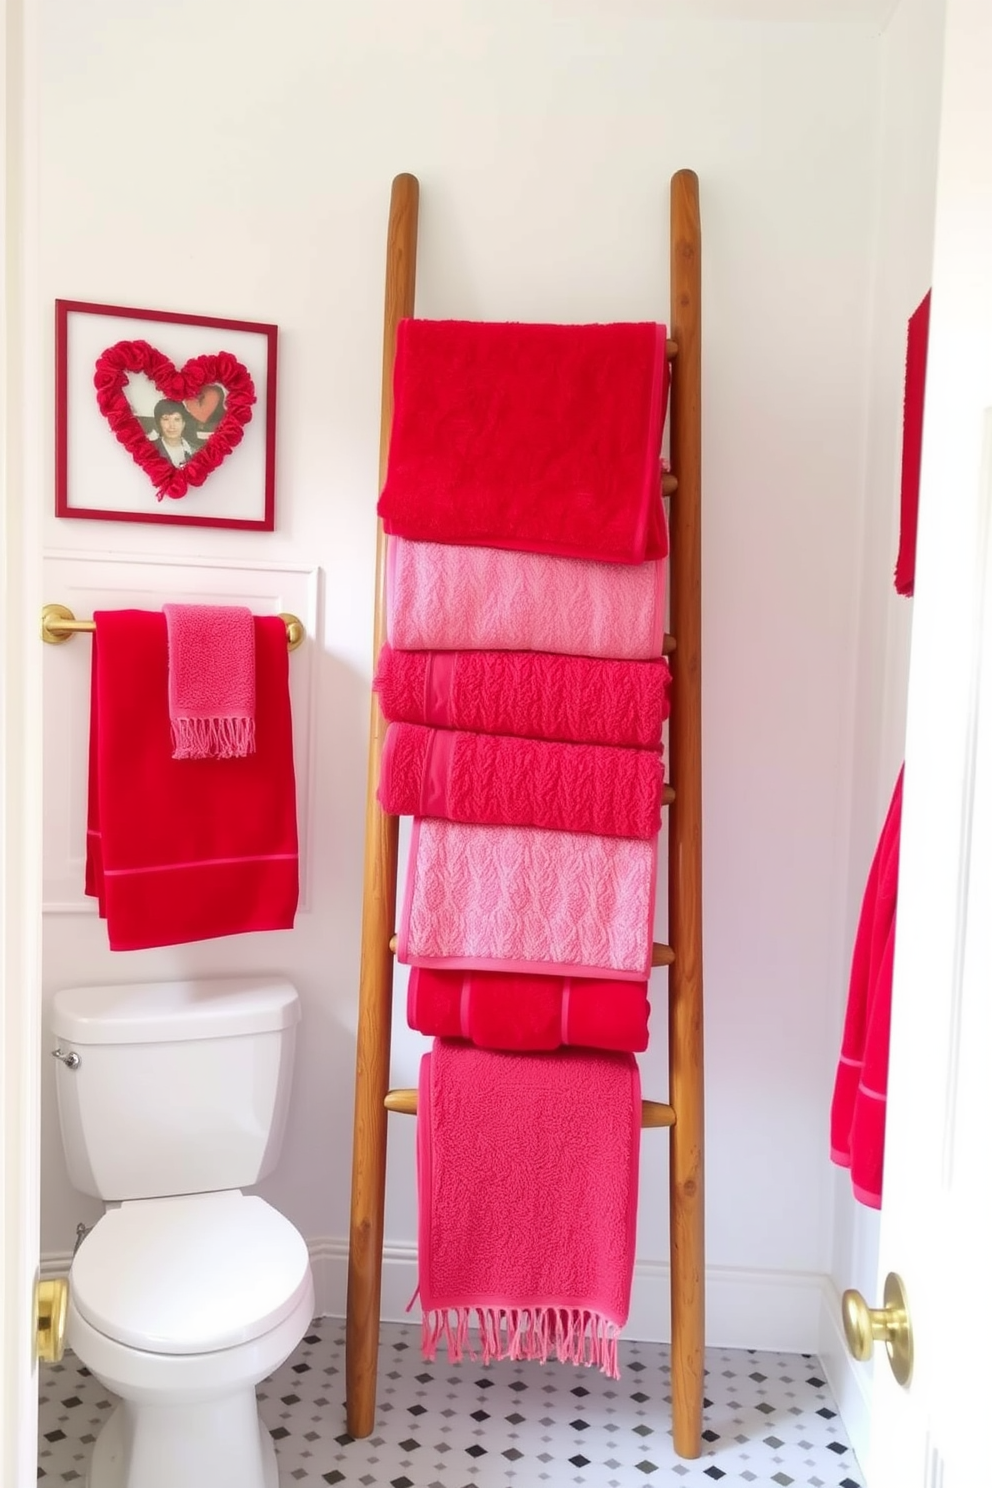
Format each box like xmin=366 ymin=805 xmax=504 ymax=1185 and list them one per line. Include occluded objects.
xmin=420 ymin=1305 xmax=621 ymax=1380
xmin=171 ymin=715 xmax=256 ymax=761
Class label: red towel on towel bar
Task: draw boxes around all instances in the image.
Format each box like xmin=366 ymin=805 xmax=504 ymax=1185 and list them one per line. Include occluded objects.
xmin=379 ymin=319 xmax=670 ymax=565
xmin=407 ymin=967 xmax=650 ymax=1053
xmin=374 ymin=644 xmax=671 ymax=749
xmin=378 ymin=722 xmax=663 ymax=840
xmin=85 ymin=609 xmax=299 ymax=951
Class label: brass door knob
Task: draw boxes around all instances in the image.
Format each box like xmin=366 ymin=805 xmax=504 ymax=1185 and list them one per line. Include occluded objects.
xmin=841 ymin=1270 xmax=913 ymax=1386
xmin=35 ymin=1277 xmax=69 ymax=1365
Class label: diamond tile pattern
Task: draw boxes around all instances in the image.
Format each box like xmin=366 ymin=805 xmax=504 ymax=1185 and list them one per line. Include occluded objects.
xmin=38 ymin=1320 xmax=864 ymax=1486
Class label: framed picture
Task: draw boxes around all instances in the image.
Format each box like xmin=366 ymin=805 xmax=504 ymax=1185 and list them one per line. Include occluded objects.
xmin=55 ymin=299 xmax=278 ymax=531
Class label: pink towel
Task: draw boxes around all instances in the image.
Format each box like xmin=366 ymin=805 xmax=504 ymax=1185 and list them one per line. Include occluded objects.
xmin=417 ymin=1039 xmax=640 ymax=1377
xmin=379 ymin=318 xmax=669 ymax=565
xmin=408 ymin=967 xmax=650 ymax=1053
xmin=379 ymin=722 xmax=663 ymax=840
xmin=387 ymin=538 xmax=666 ymax=660
xmin=374 ymin=644 xmax=671 ymax=749
xmin=163 ymin=603 xmax=256 ymax=760
xmin=830 ymin=767 xmax=903 ymax=1208
xmin=398 ymin=818 xmax=656 ymax=980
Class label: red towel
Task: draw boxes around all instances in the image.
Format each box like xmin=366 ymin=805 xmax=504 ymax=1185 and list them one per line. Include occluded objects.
xmin=895 ymin=291 xmax=931 ymax=598
xmin=407 ymin=967 xmax=650 ymax=1053
xmin=416 ymin=1039 xmax=640 ymax=1378
xmin=378 ymin=722 xmax=663 ymax=841
xmin=374 ymin=644 xmax=671 ymax=749
xmin=379 ymin=319 xmax=669 ymax=565
xmin=830 ymin=767 xmax=903 ymax=1208
xmin=86 ymin=610 xmax=299 ymax=951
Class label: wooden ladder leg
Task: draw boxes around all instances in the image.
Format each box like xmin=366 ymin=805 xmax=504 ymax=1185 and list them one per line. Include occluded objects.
xmin=668 ymin=166 xmax=705 ymax=1460
xmin=345 ymin=172 xmax=420 ymax=1439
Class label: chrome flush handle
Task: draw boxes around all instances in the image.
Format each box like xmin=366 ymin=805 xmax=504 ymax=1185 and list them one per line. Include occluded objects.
xmin=51 ymin=1046 xmax=80 ymax=1070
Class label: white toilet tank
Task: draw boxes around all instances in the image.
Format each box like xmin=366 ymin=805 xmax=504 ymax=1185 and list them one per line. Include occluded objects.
xmin=50 ymin=976 xmax=301 ymax=1202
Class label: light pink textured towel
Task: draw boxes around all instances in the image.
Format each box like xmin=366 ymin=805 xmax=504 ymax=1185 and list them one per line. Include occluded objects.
xmin=162 ymin=604 xmax=256 ymax=760
xmin=387 ymin=538 xmax=667 ymax=659
xmin=398 ymin=819 xmax=656 ymax=980
xmin=417 ymin=1039 xmax=641 ymax=1378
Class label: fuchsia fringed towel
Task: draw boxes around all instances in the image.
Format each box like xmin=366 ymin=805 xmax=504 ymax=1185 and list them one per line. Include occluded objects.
xmin=387 ymin=538 xmax=666 ymax=660
xmin=374 ymin=643 xmax=671 ymax=749
xmin=830 ymin=767 xmax=904 ymax=1208
xmin=895 ymin=291 xmax=931 ymax=598
xmin=163 ymin=603 xmax=256 ymax=759
xmin=398 ymin=818 xmax=656 ymax=980
xmin=408 ymin=968 xmax=650 ymax=1053
xmin=416 ymin=1039 xmax=640 ymax=1377
xmin=85 ymin=610 xmax=299 ymax=952
xmin=379 ymin=318 xmax=669 ymax=566
xmin=379 ymin=722 xmax=663 ymax=840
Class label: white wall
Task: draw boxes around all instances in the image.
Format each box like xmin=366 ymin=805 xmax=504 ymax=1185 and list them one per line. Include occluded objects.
xmin=819 ymin=0 xmax=945 ymax=1461
xmin=34 ymin=0 xmax=884 ymax=1347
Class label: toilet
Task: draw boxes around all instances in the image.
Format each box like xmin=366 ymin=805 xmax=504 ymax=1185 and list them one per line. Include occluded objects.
xmin=50 ymin=976 xmax=316 ymax=1488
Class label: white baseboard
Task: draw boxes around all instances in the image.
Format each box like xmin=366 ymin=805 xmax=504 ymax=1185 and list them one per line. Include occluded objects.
xmin=817 ymin=1276 xmax=874 ymax=1471
xmin=44 ymin=1239 xmax=831 ymax=1355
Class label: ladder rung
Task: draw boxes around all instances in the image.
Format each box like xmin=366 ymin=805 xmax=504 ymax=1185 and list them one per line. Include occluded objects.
xmin=387 ymin=934 xmax=674 ymax=966
xmin=662 ymin=474 xmax=678 ymax=496
xmin=385 ymin=1089 xmax=675 ymax=1127
xmin=663 ymin=633 xmax=675 ymax=655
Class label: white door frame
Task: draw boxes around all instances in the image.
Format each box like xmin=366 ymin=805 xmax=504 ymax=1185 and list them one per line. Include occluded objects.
xmin=2 ymin=0 xmax=43 ymax=1482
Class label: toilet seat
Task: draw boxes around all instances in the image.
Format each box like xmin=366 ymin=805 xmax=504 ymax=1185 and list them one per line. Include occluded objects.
xmin=71 ymin=1190 xmax=311 ymax=1355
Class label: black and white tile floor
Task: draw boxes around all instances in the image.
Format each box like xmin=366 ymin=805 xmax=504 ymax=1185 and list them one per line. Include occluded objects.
xmin=38 ymin=1319 xmax=864 ymax=1486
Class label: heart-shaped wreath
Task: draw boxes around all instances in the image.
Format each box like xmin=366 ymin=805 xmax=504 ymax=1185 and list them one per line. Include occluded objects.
xmin=94 ymin=340 xmax=256 ymax=502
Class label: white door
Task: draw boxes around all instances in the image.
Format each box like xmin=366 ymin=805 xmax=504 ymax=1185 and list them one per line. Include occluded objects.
xmin=1 ymin=0 xmax=43 ymax=1482
xmin=863 ymin=1 xmax=992 ymax=1483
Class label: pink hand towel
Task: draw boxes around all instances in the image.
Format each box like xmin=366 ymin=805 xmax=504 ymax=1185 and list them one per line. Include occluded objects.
xmin=387 ymin=538 xmax=666 ymax=660
xmin=408 ymin=967 xmax=650 ymax=1053
xmin=417 ymin=1039 xmax=641 ymax=1377
xmin=374 ymin=644 xmax=671 ymax=749
xmin=379 ymin=318 xmax=669 ymax=565
xmin=379 ymin=722 xmax=663 ymax=840
xmin=163 ymin=603 xmax=256 ymax=760
xmin=830 ymin=767 xmax=903 ymax=1208
xmin=398 ymin=819 xmax=656 ymax=981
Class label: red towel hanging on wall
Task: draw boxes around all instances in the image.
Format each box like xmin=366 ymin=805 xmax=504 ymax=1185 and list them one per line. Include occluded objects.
xmin=895 ymin=291 xmax=931 ymax=598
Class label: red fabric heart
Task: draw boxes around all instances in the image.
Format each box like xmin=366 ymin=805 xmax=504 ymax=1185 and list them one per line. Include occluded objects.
xmin=184 ymin=384 xmax=222 ymax=424
xmin=94 ymin=341 xmax=256 ymax=502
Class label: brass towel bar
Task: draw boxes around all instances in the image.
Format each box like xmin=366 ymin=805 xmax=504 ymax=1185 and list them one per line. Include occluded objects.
xmin=40 ymin=603 xmax=306 ymax=651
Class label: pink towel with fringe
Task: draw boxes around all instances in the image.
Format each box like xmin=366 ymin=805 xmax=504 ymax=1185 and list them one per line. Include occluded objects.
xmin=163 ymin=604 xmax=256 ymax=760
xmin=416 ymin=1039 xmax=640 ymax=1377
xmin=374 ymin=644 xmax=671 ymax=749
xmin=398 ymin=818 xmax=656 ymax=980
xmin=379 ymin=722 xmax=663 ymax=840
xmin=407 ymin=967 xmax=650 ymax=1053
xmin=379 ymin=318 xmax=669 ymax=565
xmin=387 ymin=538 xmax=666 ymax=660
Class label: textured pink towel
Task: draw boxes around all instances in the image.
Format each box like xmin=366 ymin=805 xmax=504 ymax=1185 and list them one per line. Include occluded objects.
xmin=379 ymin=318 xmax=669 ymax=565
xmin=374 ymin=644 xmax=671 ymax=749
xmin=416 ymin=1039 xmax=641 ymax=1377
xmin=408 ymin=968 xmax=650 ymax=1053
xmin=163 ymin=604 xmax=256 ymax=760
xmin=387 ymin=538 xmax=666 ymax=660
xmin=379 ymin=722 xmax=663 ymax=840
xmin=398 ymin=819 xmax=656 ymax=980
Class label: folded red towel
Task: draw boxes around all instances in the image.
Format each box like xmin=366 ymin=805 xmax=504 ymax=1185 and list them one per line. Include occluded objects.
xmin=379 ymin=319 xmax=669 ymax=565
xmin=417 ymin=1039 xmax=641 ymax=1377
xmin=895 ymin=291 xmax=931 ymax=598
xmin=86 ymin=610 xmax=299 ymax=951
xmin=379 ymin=722 xmax=663 ymax=840
xmin=830 ymin=767 xmax=903 ymax=1208
xmin=163 ymin=603 xmax=256 ymax=760
xmin=407 ymin=967 xmax=650 ymax=1053
xmin=374 ymin=644 xmax=671 ymax=749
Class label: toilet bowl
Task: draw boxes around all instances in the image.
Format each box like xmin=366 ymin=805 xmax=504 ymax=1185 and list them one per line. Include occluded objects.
xmin=50 ymin=978 xmax=316 ymax=1488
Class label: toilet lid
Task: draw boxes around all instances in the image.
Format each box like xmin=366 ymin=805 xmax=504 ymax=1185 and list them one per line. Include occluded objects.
xmin=71 ymin=1192 xmax=312 ymax=1354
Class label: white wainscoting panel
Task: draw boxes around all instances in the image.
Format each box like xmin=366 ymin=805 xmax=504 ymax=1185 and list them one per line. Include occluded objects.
xmin=41 ymin=551 xmax=320 ymax=913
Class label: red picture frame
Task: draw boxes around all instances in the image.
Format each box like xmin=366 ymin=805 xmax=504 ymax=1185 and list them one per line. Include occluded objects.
xmin=55 ymin=299 xmax=278 ymax=531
